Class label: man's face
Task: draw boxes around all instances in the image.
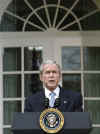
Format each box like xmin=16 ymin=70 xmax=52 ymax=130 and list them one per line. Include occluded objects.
xmin=40 ymin=64 xmax=61 ymax=91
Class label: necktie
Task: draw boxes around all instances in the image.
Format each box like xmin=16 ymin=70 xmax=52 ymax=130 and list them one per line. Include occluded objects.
xmin=49 ymin=92 xmax=56 ymax=107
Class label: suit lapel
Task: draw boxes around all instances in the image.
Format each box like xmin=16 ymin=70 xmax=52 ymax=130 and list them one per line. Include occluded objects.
xmin=58 ymin=88 xmax=73 ymax=112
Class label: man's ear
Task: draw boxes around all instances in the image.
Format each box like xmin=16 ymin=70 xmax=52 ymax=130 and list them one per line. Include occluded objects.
xmin=40 ymin=74 xmax=43 ymax=82
xmin=59 ymin=73 xmax=62 ymax=82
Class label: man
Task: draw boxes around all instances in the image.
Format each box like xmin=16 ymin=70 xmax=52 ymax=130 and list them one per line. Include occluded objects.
xmin=24 ymin=60 xmax=83 ymax=112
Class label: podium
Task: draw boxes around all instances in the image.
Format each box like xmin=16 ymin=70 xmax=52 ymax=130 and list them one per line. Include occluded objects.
xmin=12 ymin=112 xmax=92 ymax=134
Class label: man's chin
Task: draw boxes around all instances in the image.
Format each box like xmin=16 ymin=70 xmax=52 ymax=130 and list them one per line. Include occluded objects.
xmin=47 ymin=85 xmax=57 ymax=91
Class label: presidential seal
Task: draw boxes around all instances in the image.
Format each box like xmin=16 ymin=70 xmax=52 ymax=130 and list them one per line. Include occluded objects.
xmin=39 ymin=108 xmax=64 ymax=133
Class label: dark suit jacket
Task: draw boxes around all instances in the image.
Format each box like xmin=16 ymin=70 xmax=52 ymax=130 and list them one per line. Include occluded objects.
xmin=24 ymin=87 xmax=83 ymax=112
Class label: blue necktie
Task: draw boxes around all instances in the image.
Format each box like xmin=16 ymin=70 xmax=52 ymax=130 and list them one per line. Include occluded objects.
xmin=49 ymin=92 xmax=56 ymax=107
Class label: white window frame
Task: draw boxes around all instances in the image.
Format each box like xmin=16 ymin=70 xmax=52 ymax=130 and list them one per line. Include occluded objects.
xmin=0 ymin=31 xmax=100 ymax=134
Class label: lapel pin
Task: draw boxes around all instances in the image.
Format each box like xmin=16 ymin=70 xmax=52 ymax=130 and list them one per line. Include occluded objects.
xmin=64 ymin=101 xmax=67 ymax=104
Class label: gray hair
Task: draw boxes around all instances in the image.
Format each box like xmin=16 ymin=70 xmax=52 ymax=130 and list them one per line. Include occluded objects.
xmin=40 ymin=60 xmax=61 ymax=74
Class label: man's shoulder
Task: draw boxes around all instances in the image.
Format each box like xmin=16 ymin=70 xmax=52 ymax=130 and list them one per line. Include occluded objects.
xmin=26 ymin=90 xmax=44 ymax=100
xmin=61 ymin=88 xmax=82 ymax=98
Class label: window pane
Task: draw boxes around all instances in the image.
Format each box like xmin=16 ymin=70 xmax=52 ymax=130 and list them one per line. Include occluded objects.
xmin=3 ymin=101 xmax=21 ymax=125
xmin=84 ymin=74 xmax=100 ymax=97
xmin=90 ymin=127 xmax=100 ymax=134
xmin=62 ymin=74 xmax=81 ymax=92
xmin=4 ymin=128 xmax=12 ymax=134
xmin=3 ymin=75 xmax=21 ymax=98
xmin=24 ymin=74 xmax=42 ymax=97
xmin=84 ymin=100 xmax=100 ymax=124
xmin=24 ymin=46 xmax=43 ymax=71
xmin=62 ymin=47 xmax=80 ymax=70
xmin=84 ymin=47 xmax=100 ymax=70
xmin=3 ymin=48 xmax=21 ymax=71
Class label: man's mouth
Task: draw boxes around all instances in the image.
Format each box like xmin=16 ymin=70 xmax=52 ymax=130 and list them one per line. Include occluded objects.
xmin=49 ymin=80 xmax=55 ymax=82
xmin=49 ymin=80 xmax=56 ymax=84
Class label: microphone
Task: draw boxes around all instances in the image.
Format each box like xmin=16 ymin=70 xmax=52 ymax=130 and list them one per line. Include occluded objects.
xmin=44 ymin=98 xmax=49 ymax=108
xmin=54 ymin=97 xmax=60 ymax=108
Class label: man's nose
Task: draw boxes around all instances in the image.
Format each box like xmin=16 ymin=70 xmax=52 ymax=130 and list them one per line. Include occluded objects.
xmin=49 ymin=72 xmax=53 ymax=76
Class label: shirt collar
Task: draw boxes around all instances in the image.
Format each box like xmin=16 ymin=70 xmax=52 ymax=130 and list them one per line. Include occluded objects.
xmin=45 ymin=86 xmax=60 ymax=99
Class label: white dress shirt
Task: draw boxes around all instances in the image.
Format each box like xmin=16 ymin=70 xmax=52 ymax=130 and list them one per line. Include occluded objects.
xmin=44 ymin=86 xmax=60 ymax=101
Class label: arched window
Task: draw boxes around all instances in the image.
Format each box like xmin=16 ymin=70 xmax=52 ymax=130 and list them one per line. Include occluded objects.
xmin=0 ymin=0 xmax=100 ymax=31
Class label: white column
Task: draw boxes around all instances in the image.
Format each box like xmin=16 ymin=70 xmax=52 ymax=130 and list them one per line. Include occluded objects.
xmin=0 ymin=46 xmax=3 ymax=134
